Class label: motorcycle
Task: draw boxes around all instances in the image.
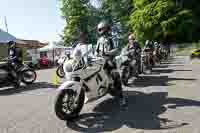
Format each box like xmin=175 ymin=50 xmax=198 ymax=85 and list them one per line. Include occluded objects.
xmin=56 ymin=56 xmax=68 ymax=78
xmin=116 ymin=49 xmax=140 ymax=85
xmin=54 ymin=49 xmax=122 ymax=121
xmin=141 ymin=48 xmax=154 ymax=74
xmin=0 ymin=58 xmax=37 ymax=87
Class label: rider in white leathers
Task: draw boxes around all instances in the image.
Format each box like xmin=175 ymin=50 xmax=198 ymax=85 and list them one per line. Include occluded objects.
xmin=63 ymin=32 xmax=91 ymax=103
xmin=95 ymin=20 xmax=127 ymax=107
xmin=63 ymin=32 xmax=89 ymax=77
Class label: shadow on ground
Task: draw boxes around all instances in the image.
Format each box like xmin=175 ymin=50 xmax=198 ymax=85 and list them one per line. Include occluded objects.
xmin=151 ymin=69 xmax=192 ymax=74
xmin=129 ymin=75 xmax=196 ymax=87
xmin=66 ymin=91 xmax=192 ymax=132
xmin=0 ymin=82 xmax=57 ymax=96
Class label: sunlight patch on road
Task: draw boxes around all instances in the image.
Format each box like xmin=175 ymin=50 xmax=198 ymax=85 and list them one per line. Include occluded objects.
xmin=191 ymin=61 xmax=200 ymax=64
xmin=191 ymin=59 xmax=200 ymax=64
xmin=168 ymin=80 xmax=176 ymax=86
xmin=52 ymin=72 xmax=61 ymax=86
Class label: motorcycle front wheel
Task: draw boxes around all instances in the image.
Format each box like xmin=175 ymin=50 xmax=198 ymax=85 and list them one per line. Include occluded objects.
xmin=54 ymin=88 xmax=85 ymax=121
xmin=109 ymin=71 xmax=123 ymax=96
xmin=121 ymin=66 xmax=130 ymax=86
xmin=21 ymin=69 xmax=37 ymax=84
xmin=56 ymin=65 xmax=65 ymax=78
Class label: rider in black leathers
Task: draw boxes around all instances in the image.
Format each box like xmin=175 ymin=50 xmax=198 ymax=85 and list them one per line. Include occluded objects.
xmin=121 ymin=33 xmax=142 ymax=77
xmin=7 ymin=41 xmax=23 ymax=85
xmin=144 ymin=40 xmax=155 ymax=66
xmin=95 ymin=20 xmax=127 ymax=107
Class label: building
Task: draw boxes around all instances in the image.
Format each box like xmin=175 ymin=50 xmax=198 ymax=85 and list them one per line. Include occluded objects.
xmin=15 ymin=39 xmax=48 ymax=49
xmin=0 ymin=39 xmax=48 ymax=60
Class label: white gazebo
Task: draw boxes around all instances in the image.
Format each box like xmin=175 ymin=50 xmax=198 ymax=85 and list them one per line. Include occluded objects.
xmin=39 ymin=42 xmax=67 ymax=63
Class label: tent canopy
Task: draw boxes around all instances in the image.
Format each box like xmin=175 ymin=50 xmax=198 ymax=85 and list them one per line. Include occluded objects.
xmin=39 ymin=43 xmax=67 ymax=52
xmin=0 ymin=29 xmax=16 ymax=43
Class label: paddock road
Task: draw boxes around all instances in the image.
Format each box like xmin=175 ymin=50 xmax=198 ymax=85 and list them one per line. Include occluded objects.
xmin=0 ymin=56 xmax=200 ymax=133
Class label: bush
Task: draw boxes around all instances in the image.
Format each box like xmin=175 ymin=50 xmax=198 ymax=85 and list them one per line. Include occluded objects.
xmin=192 ymin=41 xmax=200 ymax=48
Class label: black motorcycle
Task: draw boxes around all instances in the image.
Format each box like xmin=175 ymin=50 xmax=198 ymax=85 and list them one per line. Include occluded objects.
xmin=117 ymin=49 xmax=140 ymax=85
xmin=0 ymin=58 xmax=37 ymax=88
xmin=141 ymin=48 xmax=154 ymax=74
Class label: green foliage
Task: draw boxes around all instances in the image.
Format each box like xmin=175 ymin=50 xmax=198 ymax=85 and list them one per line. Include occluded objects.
xmin=60 ymin=0 xmax=199 ymax=47
xmin=101 ymin=0 xmax=133 ymax=46
xmin=129 ymin=0 xmax=193 ymax=44
xmin=193 ymin=41 xmax=200 ymax=48
xmin=61 ymin=0 xmax=90 ymax=45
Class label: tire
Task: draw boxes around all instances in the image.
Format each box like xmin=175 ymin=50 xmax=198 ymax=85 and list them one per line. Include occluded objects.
xmin=54 ymin=88 xmax=85 ymax=121
xmin=56 ymin=65 xmax=65 ymax=78
xmin=121 ymin=66 xmax=129 ymax=86
xmin=141 ymin=61 xmax=145 ymax=74
xmin=109 ymin=71 xmax=122 ymax=96
xmin=142 ymin=57 xmax=149 ymax=74
xmin=21 ymin=69 xmax=37 ymax=84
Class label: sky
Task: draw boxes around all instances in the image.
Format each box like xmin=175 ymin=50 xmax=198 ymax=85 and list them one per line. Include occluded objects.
xmin=0 ymin=0 xmax=65 ymax=43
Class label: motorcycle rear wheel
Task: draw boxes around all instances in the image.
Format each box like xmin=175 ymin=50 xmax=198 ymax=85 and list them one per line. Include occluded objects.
xmin=121 ymin=66 xmax=129 ymax=86
xmin=21 ymin=69 xmax=37 ymax=85
xmin=109 ymin=71 xmax=122 ymax=96
xmin=56 ymin=65 xmax=65 ymax=78
xmin=55 ymin=88 xmax=85 ymax=121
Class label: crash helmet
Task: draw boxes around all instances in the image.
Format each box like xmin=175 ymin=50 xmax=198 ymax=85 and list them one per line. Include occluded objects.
xmin=145 ymin=40 xmax=150 ymax=46
xmin=97 ymin=20 xmax=110 ymax=35
xmin=128 ymin=33 xmax=135 ymax=41
xmin=8 ymin=41 xmax=16 ymax=48
xmin=154 ymin=42 xmax=158 ymax=47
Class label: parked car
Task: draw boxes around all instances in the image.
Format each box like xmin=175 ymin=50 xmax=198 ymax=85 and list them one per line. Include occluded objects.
xmin=39 ymin=56 xmax=49 ymax=68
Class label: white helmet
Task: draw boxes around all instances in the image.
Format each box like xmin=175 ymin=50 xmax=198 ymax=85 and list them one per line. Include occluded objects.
xmin=97 ymin=20 xmax=110 ymax=35
xmin=145 ymin=40 xmax=150 ymax=45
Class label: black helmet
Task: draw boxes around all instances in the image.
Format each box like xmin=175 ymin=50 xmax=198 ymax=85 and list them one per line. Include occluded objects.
xmin=97 ymin=20 xmax=110 ymax=35
xmin=8 ymin=41 xmax=16 ymax=48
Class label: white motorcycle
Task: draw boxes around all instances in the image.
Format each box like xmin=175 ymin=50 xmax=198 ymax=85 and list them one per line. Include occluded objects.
xmin=54 ymin=49 xmax=122 ymax=121
xmin=56 ymin=55 xmax=71 ymax=78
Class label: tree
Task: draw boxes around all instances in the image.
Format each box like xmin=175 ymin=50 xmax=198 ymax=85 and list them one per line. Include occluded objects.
xmin=101 ymin=0 xmax=133 ymax=46
xmin=60 ymin=0 xmax=90 ymax=45
xmin=129 ymin=0 xmax=193 ymax=44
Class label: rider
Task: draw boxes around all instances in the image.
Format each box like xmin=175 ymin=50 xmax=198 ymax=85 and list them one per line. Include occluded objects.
xmin=122 ymin=33 xmax=142 ymax=76
xmin=153 ymin=41 xmax=161 ymax=62
xmin=72 ymin=32 xmax=89 ymax=66
xmin=7 ymin=41 xmax=23 ymax=86
xmin=144 ymin=40 xmax=154 ymax=51
xmin=95 ymin=20 xmax=127 ymax=107
xmin=63 ymin=32 xmax=89 ymax=76
xmin=128 ymin=33 xmax=142 ymax=74
xmin=144 ymin=40 xmax=155 ymax=65
xmin=8 ymin=41 xmax=23 ymax=67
